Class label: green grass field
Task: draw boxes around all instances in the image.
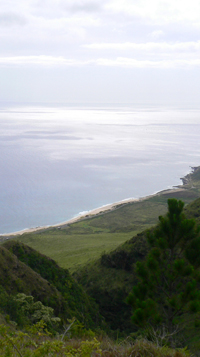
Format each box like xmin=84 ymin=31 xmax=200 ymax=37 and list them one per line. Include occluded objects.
xmin=3 ymin=167 xmax=200 ymax=271
xmin=15 ymin=231 xmax=138 ymax=271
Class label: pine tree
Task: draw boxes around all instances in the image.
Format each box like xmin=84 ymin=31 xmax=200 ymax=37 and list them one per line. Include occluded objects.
xmin=127 ymin=199 xmax=200 ymax=345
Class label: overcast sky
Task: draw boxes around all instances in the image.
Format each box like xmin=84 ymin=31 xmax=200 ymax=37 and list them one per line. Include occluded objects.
xmin=1 ymin=0 xmax=200 ymax=106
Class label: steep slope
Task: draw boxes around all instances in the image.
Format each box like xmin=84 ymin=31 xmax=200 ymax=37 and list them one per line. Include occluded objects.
xmin=74 ymin=197 xmax=200 ymax=332
xmin=184 ymin=196 xmax=200 ymax=224
xmin=2 ymin=241 xmax=102 ymax=328
xmin=0 ymin=245 xmax=63 ymax=314
xmin=73 ymin=231 xmax=149 ymax=332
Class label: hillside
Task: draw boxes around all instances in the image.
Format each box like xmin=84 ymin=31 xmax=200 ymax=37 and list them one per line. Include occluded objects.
xmin=0 ymin=245 xmax=62 ymax=308
xmin=0 ymin=241 xmax=102 ymax=329
xmin=73 ymin=197 xmax=200 ymax=337
xmin=4 ymin=166 xmax=200 ymax=272
xmin=0 ymin=224 xmax=198 ymax=354
xmin=1 ymin=170 xmax=200 ymax=353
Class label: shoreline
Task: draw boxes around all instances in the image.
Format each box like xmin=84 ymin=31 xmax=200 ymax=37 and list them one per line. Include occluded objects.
xmin=0 ymin=186 xmax=186 ymax=238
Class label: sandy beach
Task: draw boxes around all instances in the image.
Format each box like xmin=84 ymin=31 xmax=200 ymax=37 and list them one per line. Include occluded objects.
xmin=1 ymin=186 xmax=186 ymax=238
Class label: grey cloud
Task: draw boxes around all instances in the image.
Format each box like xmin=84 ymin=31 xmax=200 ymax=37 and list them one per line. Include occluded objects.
xmin=64 ymin=1 xmax=102 ymax=14
xmin=0 ymin=12 xmax=27 ymax=27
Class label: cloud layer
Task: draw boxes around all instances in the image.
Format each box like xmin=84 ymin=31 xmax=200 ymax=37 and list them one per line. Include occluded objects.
xmin=1 ymin=0 xmax=200 ymax=103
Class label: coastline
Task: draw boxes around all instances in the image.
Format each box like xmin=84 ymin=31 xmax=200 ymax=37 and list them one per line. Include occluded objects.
xmin=0 ymin=186 xmax=186 ymax=238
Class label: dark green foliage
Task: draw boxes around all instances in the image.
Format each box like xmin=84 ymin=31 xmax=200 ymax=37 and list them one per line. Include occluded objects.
xmin=14 ymin=293 xmax=61 ymax=330
xmin=0 ymin=285 xmax=26 ymax=326
xmin=127 ymin=199 xmax=200 ymax=345
xmin=184 ymin=197 xmax=200 ymax=224
xmin=74 ymin=232 xmax=149 ymax=332
xmin=2 ymin=167 xmax=200 ymax=341
xmin=101 ymin=250 xmax=133 ymax=271
xmin=3 ymin=241 xmax=102 ymax=329
xmin=100 ymin=233 xmax=149 ymax=271
xmin=74 ymin=197 xmax=200 ymax=335
xmin=0 ymin=287 xmax=60 ymax=330
xmin=0 ymin=245 xmax=63 ymax=310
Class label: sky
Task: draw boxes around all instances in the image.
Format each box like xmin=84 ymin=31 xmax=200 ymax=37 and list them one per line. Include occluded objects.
xmin=1 ymin=0 xmax=200 ymax=105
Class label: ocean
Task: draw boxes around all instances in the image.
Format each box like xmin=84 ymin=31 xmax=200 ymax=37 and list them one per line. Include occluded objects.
xmin=1 ymin=103 xmax=200 ymax=234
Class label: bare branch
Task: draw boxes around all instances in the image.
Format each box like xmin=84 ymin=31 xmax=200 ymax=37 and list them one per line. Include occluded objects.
xmin=61 ymin=318 xmax=76 ymax=341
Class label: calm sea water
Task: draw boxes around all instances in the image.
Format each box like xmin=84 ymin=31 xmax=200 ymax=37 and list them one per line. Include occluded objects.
xmin=1 ymin=104 xmax=200 ymax=234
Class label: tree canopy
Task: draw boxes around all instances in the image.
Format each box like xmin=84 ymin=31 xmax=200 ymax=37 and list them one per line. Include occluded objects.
xmin=127 ymin=199 xmax=200 ymax=345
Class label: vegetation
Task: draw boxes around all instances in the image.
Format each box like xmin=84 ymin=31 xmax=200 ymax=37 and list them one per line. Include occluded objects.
xmin=0 ymin=245 xmax=63 ymax=309
xmin=0 ymin=321 xmax=193 ymax=357
xmin=0 ymin=242 xmax=102 ymax=330
xmin=0 ymin=287 xmax=60 ymax=330
xmin=3 ymin=240 xmax=102 ymax=329
xmin=127 ymin=199 xmax=200 ymax=346
xmin=9 ymin=230 xmax=135 ymax=272
xmin=3 ymin=166 xmax=200 ymax=271
xmin=1 ymin=168 xmax=200 ymax=355
xmin=73 ymin=231 xmax=149 ymax=333
xmin=74 ymin=197 xmax=200 ymax=353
